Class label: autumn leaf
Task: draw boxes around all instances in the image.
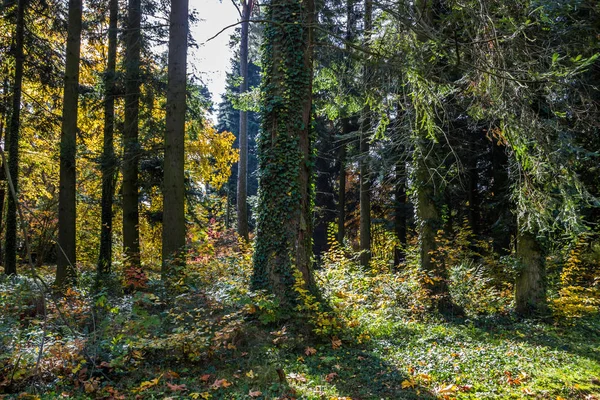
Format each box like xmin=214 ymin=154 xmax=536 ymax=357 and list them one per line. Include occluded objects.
xmin=165 ymin=370 xmax=180 ymax=380
xmin=325 ymin=372 xmax=338 ymax=383
xmin=521 ymin=387 xmax=534 ymax=395
xmin=211 ymin=379 xmax=232 ymax=389
xmin=246 ymin=370 xmax=256 ymax=379
xmin=436 ymin=384 xmax=457 ymax=395
xmin=200 ymin=374 xmax=211 ymax=382
xmin=136 ymin=374 xmax=162 ymax=392
xmin=331 ymin=337 xmax=342 ymax=350
xmin=401 ymin=379 xmax=416 ymax=389
xmin=287 ymin=372 xmax=307 ymax=383
xmin=166 ymin=382 xmax=187 ymax=392
xmin=249 ymin=390 xmax=262 ymax=397
xmin=305 ymin=347 xmax=317 ymax=356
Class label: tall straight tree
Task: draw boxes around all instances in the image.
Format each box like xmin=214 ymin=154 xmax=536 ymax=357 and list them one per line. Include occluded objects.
xmin=56 ymin=0 xmax=83 ymax=286
xmin=97 ymin=0 xmax=118 ymax=276
xmin=122 ymin=0 xmax=141 ymax=268
xmin=252 ymin=0 xmax=315 ymax=307
xmin=162 ymin=0 xmax=188 ymax=274
xmin=236 ymin=0 xmax=254 ymax=241
xmin=358 ymin=0 xmax=372 ymax=266
xmin=4 ymin=0 xmax=25 ymax=276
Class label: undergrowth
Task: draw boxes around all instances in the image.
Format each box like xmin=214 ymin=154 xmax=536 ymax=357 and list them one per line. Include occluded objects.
xmin=0 ymin=227 xmax=599 ymax=399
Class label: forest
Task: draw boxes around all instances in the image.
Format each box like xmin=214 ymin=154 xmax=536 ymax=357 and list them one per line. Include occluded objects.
xmin=0 ymin=0 xmax=599 ymax=398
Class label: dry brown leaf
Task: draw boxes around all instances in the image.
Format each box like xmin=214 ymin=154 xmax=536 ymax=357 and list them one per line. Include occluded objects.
xmin=304 ymin=347 xmax=317 ymax=356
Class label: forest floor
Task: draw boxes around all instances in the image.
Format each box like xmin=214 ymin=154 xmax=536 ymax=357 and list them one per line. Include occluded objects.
xmin=1 ymin=233 xmax=600 ymax=399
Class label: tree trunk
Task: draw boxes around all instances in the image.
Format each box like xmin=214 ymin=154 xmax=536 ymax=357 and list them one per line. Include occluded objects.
xmin=162 ymin=0 xmax=188 ymax=275
xmin=466 ymin=134 xmax=479 ymax=237
xmin=359 ymin=0 xmax=372 ymax=267
xmin=337 ymin=124 xmax=347 ymax=244
xmin=4 ymin=0 xmax=25 ymax=276
xmin=394 ymin=157 xmax=407 ymax=266
xmin=56 ymin=0 xmax=82 ymax=286
xmin=415 ymin=141 xmax=453 ymax=313
xmin=515 ymin=228 xmax=548 ymax=317
xmin=236 ymin=0 xmax=253 ymax=241
xmin=98 ymin=0 xmax=118 ymax=276
xmin=252 ymin=0 xmax=315 ymax=309
xmin=122 ymin=0 xmax=141 ymax=268
xmin=490 ymin=141 xmax=511 ymax=254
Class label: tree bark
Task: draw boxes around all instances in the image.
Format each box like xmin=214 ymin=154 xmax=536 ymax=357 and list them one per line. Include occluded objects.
xmin=394 ymin=157 xmax=407 ymax=266
xmin=122 ymin=0 xmax=141 ymax=268
xmin=236 ymin=0 xmax=253 ymax=241
xmin=252 ymin=0 xmax=315 ymax=308
xmin=0 ymin=78 xmax=8 ymax=267
xmin=359 ymin=0 xmax=372 ymax=267
xmin=162 ymin=0 xmax=188 ymax=275
xmin=98 ymin=0 xmax=118 ymax=276
xmin=4 ymin=0 xmax=24 ymax=276
xmin=56 ymin=0 xmax=82 ymax=286
xmin=515 ymin=227 xmax=548 ymax=317
xmin=337 ymin=123 xmax=347 ymax=244
xmin=415 ymin=141 xmax=453 ymax=313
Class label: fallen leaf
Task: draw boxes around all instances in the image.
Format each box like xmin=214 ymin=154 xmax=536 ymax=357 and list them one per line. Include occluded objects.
xmin=200 ymin=374 xmax=211 ymax=382
xmin=305 ymin=347 xmax=317 ymax=356
xmin=437 ymin=384 xmax=457 ymax=394
xmin=325 ymin=372 xmax=338 ymax=383
xmin=287 ymin=372 xmax=307 ymax=383
xmin=249 ymin=390 xmax=262 ymax=397
xmin=331 ymin=337 xmax=342 ymax=350
xmin=401 ymin=379 xmax=416 ymax=389
xmin=166 ymin=383 xmax=187 ymax=392
xmin=211 ymin=379 xmax=232 ymax=389
xmin=521 ymin=387 xmax=534 ymax=395
xmin=246 ymin=370 xmax=256 ymax=379
xmin=165 ymin=370 xmax=180 ymax=380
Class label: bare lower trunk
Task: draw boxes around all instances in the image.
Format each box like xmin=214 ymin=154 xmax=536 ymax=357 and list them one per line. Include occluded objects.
xmin=394 ymin=157 xmax=407 ymax=266
xmin=162 ymin=0 xmax=188 ymax=275
xmin=515 ymin=228 xmax=548 ymax=317
xmin=56 ymin=0 xmax=82 ymax=286
xmin=122 ymin=0 xmax=141 ymax=268
xmin=337 ymin=137 xmax=346 ymax=244
xmin=359 ymin=0 xmax=372 ymax=267
xmin=416 ymin=142 xmax=453 ymax=313
xmin=359 ymin=124 xmax=371 ymax=266
xmin=236 ymin=0 xmax=253 ymax=241
xmin=98 ymin=0 xmax=118 ymax=276
xmin=5 ymin=0 xmax=25 ymax=276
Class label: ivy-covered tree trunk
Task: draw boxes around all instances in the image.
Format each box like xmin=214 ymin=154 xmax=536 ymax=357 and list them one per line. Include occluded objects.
xmin=98 ymin=0 xmax=118 ymax=276
xmin=252 ymin=0 xmax=315 ymax=308
xmin=359 ymin=0 xmax=372 ymax=267
xmin=236 ymin=0 xmax=253 ymax=241
xmin=122 ymin=0 xmax=141 ymax=268
xmin=515 ymin=227 xmax=548 ymax=317
xmin=162 ymin=0 xmax=188 ymax=273
xmin=56 ymin=0 xmax=82 ymax=286
xmin=4 ymin=0 xmax=24 ymax=276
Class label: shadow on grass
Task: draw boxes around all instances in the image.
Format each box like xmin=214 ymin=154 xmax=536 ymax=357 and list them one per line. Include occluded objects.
xmin=300 ymin=344 xmax=437 ymax=400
